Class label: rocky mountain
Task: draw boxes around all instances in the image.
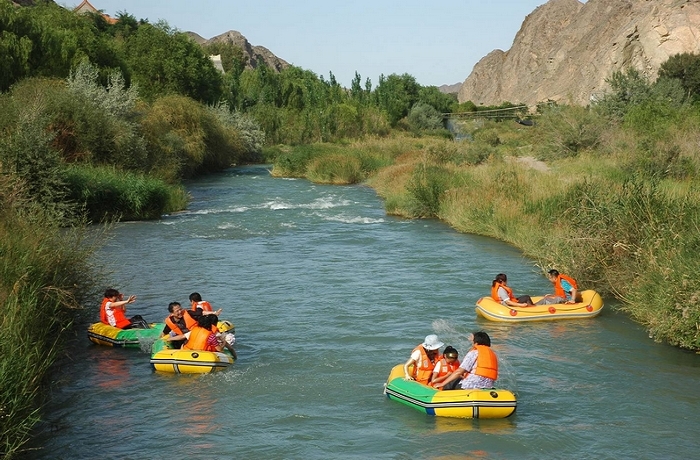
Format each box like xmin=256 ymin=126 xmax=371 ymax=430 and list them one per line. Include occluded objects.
xmin=187 ymin=30 xmax=289 ymax=72
xmin=438 ymin=82 xmax=462 ymax=95
xmin=458 ymin=0 xmax=700 ymax=106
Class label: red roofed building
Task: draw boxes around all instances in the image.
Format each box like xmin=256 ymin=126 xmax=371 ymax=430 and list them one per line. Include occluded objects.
xmin=73 ymin=0 xmax=117 ymax=24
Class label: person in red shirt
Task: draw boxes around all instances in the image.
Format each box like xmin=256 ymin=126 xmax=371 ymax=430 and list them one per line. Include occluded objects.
xmin=100 ymin=288 xmax=148 ymax=329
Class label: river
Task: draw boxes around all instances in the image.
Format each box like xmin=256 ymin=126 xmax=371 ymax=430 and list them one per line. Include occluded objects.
xmin=29 ymin=165 xmax=700 ymax=459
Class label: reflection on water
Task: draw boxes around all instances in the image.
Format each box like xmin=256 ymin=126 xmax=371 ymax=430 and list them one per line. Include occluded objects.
xmin=28 ymin=166 xmax=700 ymax=459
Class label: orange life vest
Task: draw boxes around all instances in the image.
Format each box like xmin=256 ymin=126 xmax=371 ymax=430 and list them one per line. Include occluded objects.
xmin=473 ymin=344 xmax=498 ymax=380
xmin=191 ymin=300 xmax=213 ymax=312
xmin=491 ymin=282 xmax=516 ymax=303
xmin=553 ymin=274 xmax=578 ymax=298
xmin=183 ymin=310 xmax=220 ymax=335
xmin=100 ymin=297 xmax=130 ymax=329
xmin=410 ymin=345 xmax=437 ymax=385
xmin=182 ymin=326 xmax=217 ymax=352
xmin=430 ymin=356 xmax=461 ymax=387
xmin=164 ymin=315 xmax=187 ymax=336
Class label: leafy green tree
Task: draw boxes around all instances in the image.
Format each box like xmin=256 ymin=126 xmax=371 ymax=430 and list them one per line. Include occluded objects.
xmin=374 ymin=73 xmax=420 ymax=126
xmin=0 ymin=1 xmax=124 ymax=91
xmin=407 ymin=102 xmax=444 ymax=132
xmin=121 ymin=22 xmax=222 ymax=103
xmin=658 ymin=52 xmax=700 ymax=102
xmin=418 ymin=86 xmax=457 ymax=114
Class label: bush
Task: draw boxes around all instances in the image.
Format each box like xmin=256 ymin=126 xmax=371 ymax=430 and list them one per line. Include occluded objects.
xmin=407 ymin=102 xmax=444 ymax=132
xmin=306 ymin=154 xmax=363 ymax=184
xmin=406 ymin=163 xmax=451 ymax=218
xmin=535 ymin=105 xmax=606 ymax=158
xmin=63 ymin=164 xmax=188 ymax=222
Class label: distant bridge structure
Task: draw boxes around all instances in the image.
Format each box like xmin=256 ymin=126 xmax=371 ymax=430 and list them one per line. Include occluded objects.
xmin=442 ymin=105 xmax=530 ymax=121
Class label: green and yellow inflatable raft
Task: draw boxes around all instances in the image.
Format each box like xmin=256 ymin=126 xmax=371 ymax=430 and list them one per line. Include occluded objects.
xmin=384 ymin=364 xmax=517 ymax=419
xmin=87 ymin=322 xmax=164 ymax=348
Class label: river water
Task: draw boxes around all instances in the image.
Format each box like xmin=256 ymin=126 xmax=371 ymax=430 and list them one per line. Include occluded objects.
xmin=30 ymin=165 xmax=700 ymax=459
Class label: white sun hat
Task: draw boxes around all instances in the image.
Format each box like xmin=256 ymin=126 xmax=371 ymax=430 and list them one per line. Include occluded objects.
xmin=422 ymin=334 xmax=444 ymax=350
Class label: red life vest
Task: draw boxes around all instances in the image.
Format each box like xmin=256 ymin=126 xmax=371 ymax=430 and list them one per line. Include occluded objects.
xmin=410 ymin=345 xmax=437 ymax=385
xmin=100 ymin=297 xmax=131 ymax=329
xmin=553 ymin=274 xmax=578 ymax=298
xmin=491 ymin=282 xmax=516 ymax=303
xmin=182 ymin=326 xmax=217 ymax=352
xmin=473 ymin=344 xmax=498 ymax=380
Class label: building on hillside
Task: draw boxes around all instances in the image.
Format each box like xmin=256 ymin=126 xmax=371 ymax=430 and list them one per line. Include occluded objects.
xmin=210 ymin=55 xmax=225 ymax=73
xmin=73 ymin=0 xmax=117 ymax=24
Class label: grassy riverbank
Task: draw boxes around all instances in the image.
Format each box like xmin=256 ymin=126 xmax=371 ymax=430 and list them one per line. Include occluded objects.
xmin=0 ymin=181 xmax=99 ymax=458
xmin=270 ymin=107 xmax=700 ymax=352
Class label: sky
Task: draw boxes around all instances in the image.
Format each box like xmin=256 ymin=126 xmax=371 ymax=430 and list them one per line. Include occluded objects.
xmin=67 ymin=0 xmax=562 ymax=88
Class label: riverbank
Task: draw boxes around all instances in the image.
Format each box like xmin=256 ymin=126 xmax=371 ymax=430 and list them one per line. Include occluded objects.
xmin=269 ymin=116 xmax=700 ymax=352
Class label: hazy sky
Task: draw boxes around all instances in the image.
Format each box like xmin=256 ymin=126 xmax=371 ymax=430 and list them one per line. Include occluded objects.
xmin=69 ymin=0 xmax=561 ymax=88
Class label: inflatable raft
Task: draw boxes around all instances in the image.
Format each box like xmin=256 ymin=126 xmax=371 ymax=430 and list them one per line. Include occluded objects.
xmin=383 ymin=364 xmax=517 ymax=419
xmin=475 ymin=289 xmax=604 ymax=322
xmin=87 ymin=322 xmax=164 ymax=348
xmin=150 ymin=337 xmax=234 ymax=374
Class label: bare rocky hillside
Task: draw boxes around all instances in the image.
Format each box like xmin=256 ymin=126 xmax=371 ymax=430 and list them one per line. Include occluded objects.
xmin=458 ymin=0 xmax=700 ymax=106
xmin=187 ymin=30 xmax=289 ymax=72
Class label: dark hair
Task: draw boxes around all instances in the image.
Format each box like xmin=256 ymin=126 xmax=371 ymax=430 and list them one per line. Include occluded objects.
xmin=104 ymin=288 xmax=119 ymax=298
xmin=167 ymin=302 xmax=181 ymax=313
xmin=197 ymin=313 xmax=218 ymax=330
xmin=548 ymin=269 xmax=560 ymax=277
xmin=491 ymin=273 xmax=507 ymax=287
xmin=473 ymin=331 xmax=491 ymax=346
xmin=189 ymin=292 xmax=202 ymax=302
xmin=443 ymin=346 xmax=459 ymax=358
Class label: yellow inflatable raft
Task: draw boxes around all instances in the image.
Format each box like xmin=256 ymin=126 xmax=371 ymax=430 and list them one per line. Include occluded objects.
xmin=475 ymin=289 xmax=604 ymax=322
xmin=384 ymin=364 xmax=517 ymax=419
xmin=150 ymin=336 xmax=234 ymax=374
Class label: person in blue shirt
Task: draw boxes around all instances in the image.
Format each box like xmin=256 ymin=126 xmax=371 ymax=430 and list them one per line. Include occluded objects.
xmin=536 ymin=269 xmax=582 ymax=305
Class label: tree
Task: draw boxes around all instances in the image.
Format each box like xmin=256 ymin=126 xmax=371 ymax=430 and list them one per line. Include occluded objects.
xmin=658 ymin=52 xmax=700 ymax=102
xmin=121 ymin=22 xmax=223 ymax=103
xmin=374 ymin=73 xmax=420 ymax=126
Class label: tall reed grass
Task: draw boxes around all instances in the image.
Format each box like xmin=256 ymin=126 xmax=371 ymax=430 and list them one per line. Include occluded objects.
xmin=63 ymin=164 xmax=189 ymax=222
xmin=0 ymin=178 xmax=99 ymax=458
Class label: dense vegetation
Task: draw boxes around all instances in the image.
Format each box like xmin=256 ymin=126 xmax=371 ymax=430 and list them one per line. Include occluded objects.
xmin=3 ymin=1 xmax=700 ymax=457
xmin=270 ymin=65 xmax=700 ymax=354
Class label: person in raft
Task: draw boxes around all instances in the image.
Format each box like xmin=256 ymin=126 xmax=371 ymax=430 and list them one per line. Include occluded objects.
xmin=162 ymin=302 xmax=190 ymax=349
xmin=165 ymin=314 xmax=223 ymax=352
xmin=491 ymin=273 xmax=534 ymax=307
xmin=403 ymin=334 xmax=444 ymax=385
xmin=189 ymin=292 xmax=213 ymax=312
xmin=430 ymin=345 xmax=460 ymax=389
xmin=163 ymin=301 xmax=223 ymax=347
xmin=100 ymin=288 xmax=149 ymax=330
xmin=535 ymin=269 xmax=583 ymax=305
xmin=434 ymin=331 xmax=498 ymax=390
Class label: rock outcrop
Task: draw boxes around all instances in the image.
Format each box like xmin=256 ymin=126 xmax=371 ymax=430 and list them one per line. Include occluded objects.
xmin=187 ymin=30 xmax=289 ymax=72
xmin=458 ymin=0 xmax=700 ymax=106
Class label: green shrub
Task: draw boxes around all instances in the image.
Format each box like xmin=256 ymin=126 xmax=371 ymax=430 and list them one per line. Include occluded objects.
xmin=406 ymin=163 xmax=451 ymax=217
xmin=63 ymin=164 xmax=188 ymax=222
xmin=306 ymin=154 xmax=363 ymax=184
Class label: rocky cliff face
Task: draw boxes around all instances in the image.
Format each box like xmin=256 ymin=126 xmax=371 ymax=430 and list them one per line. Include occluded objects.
xmin=458 ymin=0 xmax=700 ymax=106
xmin=187 ymin=30 xmax=289 ymax=72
